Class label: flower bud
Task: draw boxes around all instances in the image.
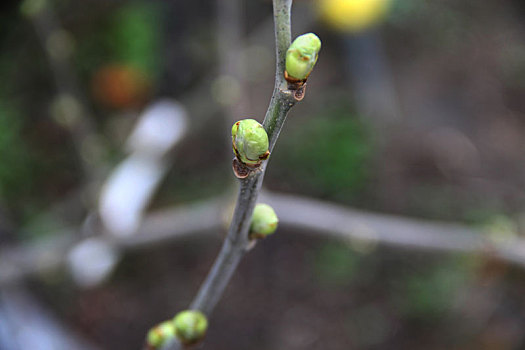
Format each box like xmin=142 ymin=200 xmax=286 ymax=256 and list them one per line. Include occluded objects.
xmin=250 ymin=203 xmax=279 ymax=238
xmin=146 ymin=320 xmax=176 ymax=349
xmin=231 ymin=119 xmax=270 ymax=168
xmin=173 ymin=310 xmax=208 ymax=345
xmin=285 ymin=33 xmax=322 ymax=81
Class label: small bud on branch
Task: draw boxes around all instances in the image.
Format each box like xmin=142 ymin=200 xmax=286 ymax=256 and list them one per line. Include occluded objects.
xmin=250 ymin=203 xmax=279 ymax=239
xmin=146 ymin=320 xmax=176 ymax=349
xmin=231 ymin=119 xmax=270 ymax=169
xmin=285 ymin=33 xmax=321 ymax=81
xmin=173 ymin=310 xmax=208 ymax=345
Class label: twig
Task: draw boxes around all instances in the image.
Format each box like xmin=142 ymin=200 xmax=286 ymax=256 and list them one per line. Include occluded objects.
xmin=155 ymin=1 xmax=297 ymax=348
xmin=187 ymin=0 xmax=295 ymax=315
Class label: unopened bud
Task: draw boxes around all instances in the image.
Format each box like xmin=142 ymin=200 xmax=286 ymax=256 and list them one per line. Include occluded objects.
xmin=285 ymin=33 xmax=321 ymax=81
xmin=250 ymin=203 xmax=279 ymax=239
xmin=146 ymin=320 xmax=176 ymax=349
xmin=231 ymin=119 xmax=270 ymax=168
xmin=173 ymin=310 xmax=208 ymax=345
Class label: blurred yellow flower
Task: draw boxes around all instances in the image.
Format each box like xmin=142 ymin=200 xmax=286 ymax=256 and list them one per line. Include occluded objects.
xmin=316 ymin=0 xmax=392 ymax=33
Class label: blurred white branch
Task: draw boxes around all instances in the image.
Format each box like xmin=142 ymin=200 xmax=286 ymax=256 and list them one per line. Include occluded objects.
xmin=2 ymin=192 xmax=525 ymax=288
xmin=0 ymin=196 xmax=225 ymax=287
xmin=67 ymin=237 xmax=120 ymax=288
xmin=260 ymin=192 xmax=525 ymax=263
xmin=99 ymin=99 xmax=188 ymax=238
xmin=0 ymin=287 xmax=99 ymax=350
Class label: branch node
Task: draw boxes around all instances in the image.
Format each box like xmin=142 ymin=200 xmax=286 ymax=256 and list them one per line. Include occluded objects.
xmin=232 ymin=158 xmax=260 ymax=179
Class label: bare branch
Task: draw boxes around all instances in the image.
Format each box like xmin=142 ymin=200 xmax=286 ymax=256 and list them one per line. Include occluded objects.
xmin=146 ymin=0 xmax=298 ymax=347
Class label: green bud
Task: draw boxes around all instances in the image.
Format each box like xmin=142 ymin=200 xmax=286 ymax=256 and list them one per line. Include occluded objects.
xmin=250 ymin=203 xmax=279 ymax=238
xmin=173 ymin=310 xmax=208 ymax=345
xmin=231 ymin=119 xmax=270 ymax=167
xmin=147 ymin=320 xmax=176 ymax=349
xmin=285 ymin=33 xmax=322 ymax=80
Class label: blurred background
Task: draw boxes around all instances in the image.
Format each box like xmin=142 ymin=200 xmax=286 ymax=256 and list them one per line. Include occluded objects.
xmin=1 ymin=0 xmax=525 ymax=349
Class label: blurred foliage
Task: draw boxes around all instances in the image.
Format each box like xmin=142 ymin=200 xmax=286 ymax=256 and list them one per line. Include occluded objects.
xmin=152 ymin=123 xmax=231 ymax=207
xmin=387 ymin=0 xmax=471 ymax=50
xmin=0 ymin=99 xmax=34 ymax=203
xmin=91 ymin=63 xmax=151 ymax=109
xmin=477 ymin=214 xmax=519 ymax=246
xmin=271 ymin=103 xmax=373 ymax=201
xmin=75 ymin=1 xmax=163 ymax=99
xmin=108 ymin=2 xmax=163 ymax=78
xmin=158 ymin=166 xmax=230 ymax=206
xmin=500 ymin=46 xmax=525 ymax=90
xmin=394 ymin=257 xmax=473 ymax=318
xmin=312 ymin=242 xmax=360 ymax=286
xmin=345 ymin=304 xmax=390 ymax=348
xmin=87 ymin=2 xmax=163 ymax=109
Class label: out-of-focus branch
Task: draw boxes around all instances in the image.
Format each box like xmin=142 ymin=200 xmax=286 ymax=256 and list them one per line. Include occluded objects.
xmin=98 ymin=99 xmax=188 ymax=238
xmin=0 ymin=196 xmax=225 ymax=286
xmin=260 ymin=192 xmax=525 ymax=266
xmin=3 ymin=191 xmax=525 ymax=287
xmin=134 ymin=191 xmax=525 ymax=268
xmin=0 ymin=230 xmax=76 ymax=286
xmin=0 ymin=286 xmax=99 ymax=350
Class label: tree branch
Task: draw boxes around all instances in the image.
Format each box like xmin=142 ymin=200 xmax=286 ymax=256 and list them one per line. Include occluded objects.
xmin=153 ymin=0 xmax=297 ymax=348
xmin=259 ymin=192 xmax=525 ymax=264
xmin=5 ymin=191 xmax=525 ymax=289
xmin=186 ymin=0 xmax=295 ymax=316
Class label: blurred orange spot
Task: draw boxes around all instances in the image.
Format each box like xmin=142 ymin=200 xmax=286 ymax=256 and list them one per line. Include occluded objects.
xmin=92 ymin=64 xmax=151 ymax=110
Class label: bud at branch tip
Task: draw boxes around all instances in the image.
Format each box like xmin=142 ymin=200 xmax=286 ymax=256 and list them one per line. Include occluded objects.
xmin=285 ymin=33 xmax=321 ymax=82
